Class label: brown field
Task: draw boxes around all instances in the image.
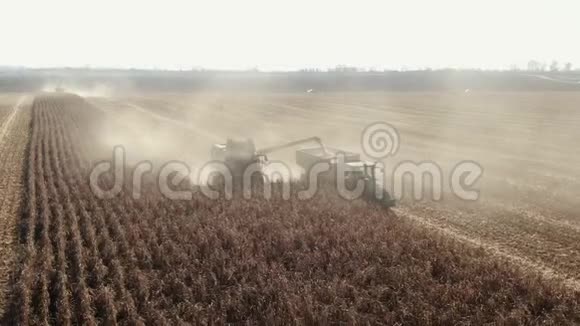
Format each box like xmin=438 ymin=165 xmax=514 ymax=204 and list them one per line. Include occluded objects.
xmin=90 ymin=91 xmax=580 ymax=285
xmin=0 ymin=91 xmax=579 ymax=324
xmin=0 ymin=94 xmax=30 ymax=315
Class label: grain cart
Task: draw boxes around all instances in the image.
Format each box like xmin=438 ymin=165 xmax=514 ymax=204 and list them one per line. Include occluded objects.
xmin=296 ymin=147 xmax=395 ymax=207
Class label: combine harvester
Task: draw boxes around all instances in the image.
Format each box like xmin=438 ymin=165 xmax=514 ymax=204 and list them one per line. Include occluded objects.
xmin=211 ymin=137 xmax=395 ymax=207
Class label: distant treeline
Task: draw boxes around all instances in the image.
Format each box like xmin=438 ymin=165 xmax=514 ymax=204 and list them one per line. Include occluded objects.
xmin=1 ymin=69 xmax=580 ymax=92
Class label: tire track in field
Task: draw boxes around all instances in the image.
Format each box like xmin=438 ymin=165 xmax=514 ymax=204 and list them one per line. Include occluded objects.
xmin=0 ymin=95 xmax=31 ymax=315
xmin=394 ymin=207 xmax=580 ymax=292
xmin=0 ymin=96 xmax=26 ymax=141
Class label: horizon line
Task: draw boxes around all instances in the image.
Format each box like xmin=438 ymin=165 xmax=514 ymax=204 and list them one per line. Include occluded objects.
xmin=1 ymin=65 xmax=578 ymax=74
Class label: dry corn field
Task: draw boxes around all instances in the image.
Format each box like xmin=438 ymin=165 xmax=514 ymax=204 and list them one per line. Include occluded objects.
xmin=0 ymin=91 xmax=579 ymax=324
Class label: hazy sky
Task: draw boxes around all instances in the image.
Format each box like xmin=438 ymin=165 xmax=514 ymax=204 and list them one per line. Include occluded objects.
xmin=0 ymin=0 xmax=577 ymax=70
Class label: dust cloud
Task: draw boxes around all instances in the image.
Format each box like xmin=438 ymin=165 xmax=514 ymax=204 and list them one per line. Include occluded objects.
xmin=76 ymin=89 xmax=580 ymax=209
xmin=42 ymin=82 xmax=117 ymax=98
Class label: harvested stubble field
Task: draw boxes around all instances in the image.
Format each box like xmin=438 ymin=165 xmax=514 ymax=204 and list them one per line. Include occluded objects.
xmin=0 ymin=92 xmax=579 ymax=325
